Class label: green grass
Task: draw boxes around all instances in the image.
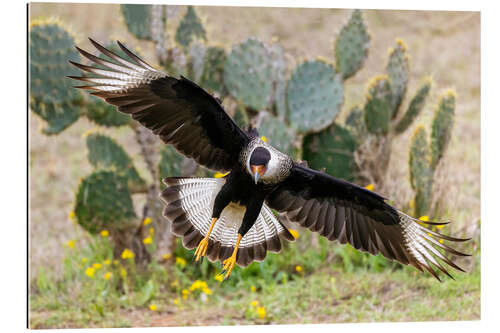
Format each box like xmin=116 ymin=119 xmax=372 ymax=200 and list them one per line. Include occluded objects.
xmin=29 ymin=228 xmax=479 ymax=328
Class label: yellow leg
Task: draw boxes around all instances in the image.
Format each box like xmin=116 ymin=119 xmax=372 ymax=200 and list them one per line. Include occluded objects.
xmin=195 ymin=218 xmax=218 ymax=262
xmin=222 ymin=234 xmax=242 ymax=280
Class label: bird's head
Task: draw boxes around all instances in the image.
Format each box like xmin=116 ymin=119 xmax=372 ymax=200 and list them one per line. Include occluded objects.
xmin=248 ymin=147 xmax=271 ymax=184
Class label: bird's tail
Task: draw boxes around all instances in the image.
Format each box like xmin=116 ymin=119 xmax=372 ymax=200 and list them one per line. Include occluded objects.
xmin=160 ymin=177 xmax=294 ymax=266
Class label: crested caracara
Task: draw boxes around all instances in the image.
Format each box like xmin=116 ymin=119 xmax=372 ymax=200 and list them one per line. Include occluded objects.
xmin=69 ymin=39 xmax=469 ymax=281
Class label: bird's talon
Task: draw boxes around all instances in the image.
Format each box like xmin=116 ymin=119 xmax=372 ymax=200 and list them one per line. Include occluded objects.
xmin=194 ymin=237 xmax=209 ymax=262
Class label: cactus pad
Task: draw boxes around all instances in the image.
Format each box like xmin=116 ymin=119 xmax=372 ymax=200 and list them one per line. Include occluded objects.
xmin=158 ymin=145 xmax=185 ymax=180
xmin=175 ymin=6 xmax=206 ymax=49
xmin=121 ymin=4 xmax=162 ymax=41
xmin=363 ymin=75 xmax=393 ymax=135
xmin=269 ymin=43 xmax=288 ymax=120
xmin=303 ymin=123 xmax=358 ymax=181
xmin=224 ymin=38 xmax=274 ymax=111
xmin=287 ymin=60 xmax=344 ymax=134
xmin=200 ymin=46 xmax=227 ymax=96
xmin=409 ymin=126 xmax=433 ymax=217
xmin=335 ymin=9 xmax=370 ymax=80
xmin=430 ymin=90 xmax=455 ymax=169
xmin=345 ymin=105 xmax=367 ymax=141
xmin=386 ymin=39 xmax=409 ymax=117
xmin=29 ymin=21 xmax=82 ymax=134
xmin=86 ymin=133 xmax=146 ymax=193
xmin=394 ymin=78 xmax=431 ymax=134
xmin=74 ymin=170 xmax=137 ymax=234
xmin=258 ymin=113 xmax=297 ymax=158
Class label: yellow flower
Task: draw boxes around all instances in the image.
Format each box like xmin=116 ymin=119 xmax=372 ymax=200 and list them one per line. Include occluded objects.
xmin=436 ymin=225 xmax=445 ymax=230
xmin=439 ymin=239 xmax=444 ymax=244
xmin=214 ymin=171 xmax=230 ymax=178
xmin=182 ymin=289 xmax=190 ymax=299
xmin=143 ymin=235 xmax=153 ymax=245
xmin=289 ymin=229 xmax=299 ymax=239
xmin=93 ymin=263 xmax=102 ymax=270
xmin=173 ymin=298 xmax=180 ymax=305
xmin=250 ymin=300 xmax=259 ymax=307
xmin=190 ymin=280 xmax=208 ymax=291
xmin=214 ymin=274 xmax=224 ymax=282
xmin=104 ymin=272 xmax=112 ymax=280
xmin=260 ymin=136 xmax=268 ymax=143
xmin=68 ymin=211 xmax=76 ymax=221
xmin=170 ymin=279 xmax=179 ymax=288
xmin=250 ymin=285 xmax=256 ymax=292
xmin=104 ymin=259 xmax=111 ymax=266
xmin=143 ymin=217 xmax=152 ymax=226
xmin=85 ymin=267 xmax=95 ymax=278
xmin=65 ymin=239 xmax=75 ymax=249
xmin=149 ymin=304 xmax=157 ymax=311
xmin=257 ymin=306 xmax=266 ymax=319
xmin=121 ymin=248 xmax=135 ymax=259
xmin=364 ymin=184 xmax=374 ymax=191
xmin=162 ymin=253 xmax=172 ymax=260
xmin=202 ymin=287 xmax=212 ymax=295
xmin=100 ymin=230 xmax=109 ymax=237
xmin=176 ymin=257 xmax=187 ymax=268
xmin=149 ymin=227 xmax=154 ymax=236
xmin=419 ymin=216 xmax=429 ymax=222
xmin=120 ymin=267 xmax=127 ymax=277
xmin=295 ymin=265 xmax=303 ymax=272
xmin=81 ymin=257 xmax=88 ymax=264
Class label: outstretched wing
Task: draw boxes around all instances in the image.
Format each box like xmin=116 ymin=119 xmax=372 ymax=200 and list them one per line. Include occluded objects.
xmin=68 ymin=38 xmax=249 ymax=172
xmin=266 ymin=164 xmax=469 ymax=281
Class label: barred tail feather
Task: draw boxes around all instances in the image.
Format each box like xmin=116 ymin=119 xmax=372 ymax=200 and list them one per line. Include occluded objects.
xmin=160 ymin=177 xmax=294 ymax=267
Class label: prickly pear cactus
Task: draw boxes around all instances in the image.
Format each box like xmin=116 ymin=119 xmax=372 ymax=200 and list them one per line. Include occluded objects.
xmin=394 ymin=78 xmax=432 ymax=134
xmin=363 ymin=75 xmax=393 ymax=135
xmin=200 ymin=46 xmax=227 ymax=96
xmin=29 ymin=20 xmax=82 ymax=134
xmin=303 ymin=123 xmax=358 ymax=181
xmin=409 ymin=126 xmax=433 ymax=217
xmin=269 ymin=42 xmax=288 ymax=119
xmin=430 ymin=90 xmax=455 ymax=169
xmin=335 ymin=9 xmax=370 ymax=80
xmin=175 ymin=6 xmax=206 ymax=50
xmin=224 ymin=38 xmax=274 ymax=111
xmin=345 ymin=105 xmax=367 ymax=140
xmin=74 ymin=170 xmax=137 ymax=234
xmin=121 ymin=4 xmax=159 ymax=41
xmin=258 ymin=113 xmax=297 ymax=158
xmin=158 ymin=145 xmax=185 ymax=180
xmin=386 ymin=39 xmax=409 ymax=117
xmin=286 ymin=60 xmax=344 ymax=134
xmin=85 ymin=132 xmax=146 ymax=193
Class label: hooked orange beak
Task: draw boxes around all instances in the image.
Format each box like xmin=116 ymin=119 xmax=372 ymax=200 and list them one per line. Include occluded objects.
xmin=251 ymin=165 xmax=266 ymax=184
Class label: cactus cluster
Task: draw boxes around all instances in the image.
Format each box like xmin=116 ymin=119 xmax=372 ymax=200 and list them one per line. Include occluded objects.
xmin=30 ymin=6 xmax=458 ymax=265
xmin=409 ymin=91 xmax=456 ymax=217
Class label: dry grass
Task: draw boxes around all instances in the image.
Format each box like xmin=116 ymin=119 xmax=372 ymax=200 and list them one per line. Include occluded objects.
xmin=28 ymin=4 xmax=480 ymax=327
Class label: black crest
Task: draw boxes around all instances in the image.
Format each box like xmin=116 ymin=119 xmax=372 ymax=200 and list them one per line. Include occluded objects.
xmin=250 ymin=147 xmax=271 ymax=166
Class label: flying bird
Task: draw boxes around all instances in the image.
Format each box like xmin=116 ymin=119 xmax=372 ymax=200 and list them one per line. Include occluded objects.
xmin=69 ymin=39 xmax=469 ymax=281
